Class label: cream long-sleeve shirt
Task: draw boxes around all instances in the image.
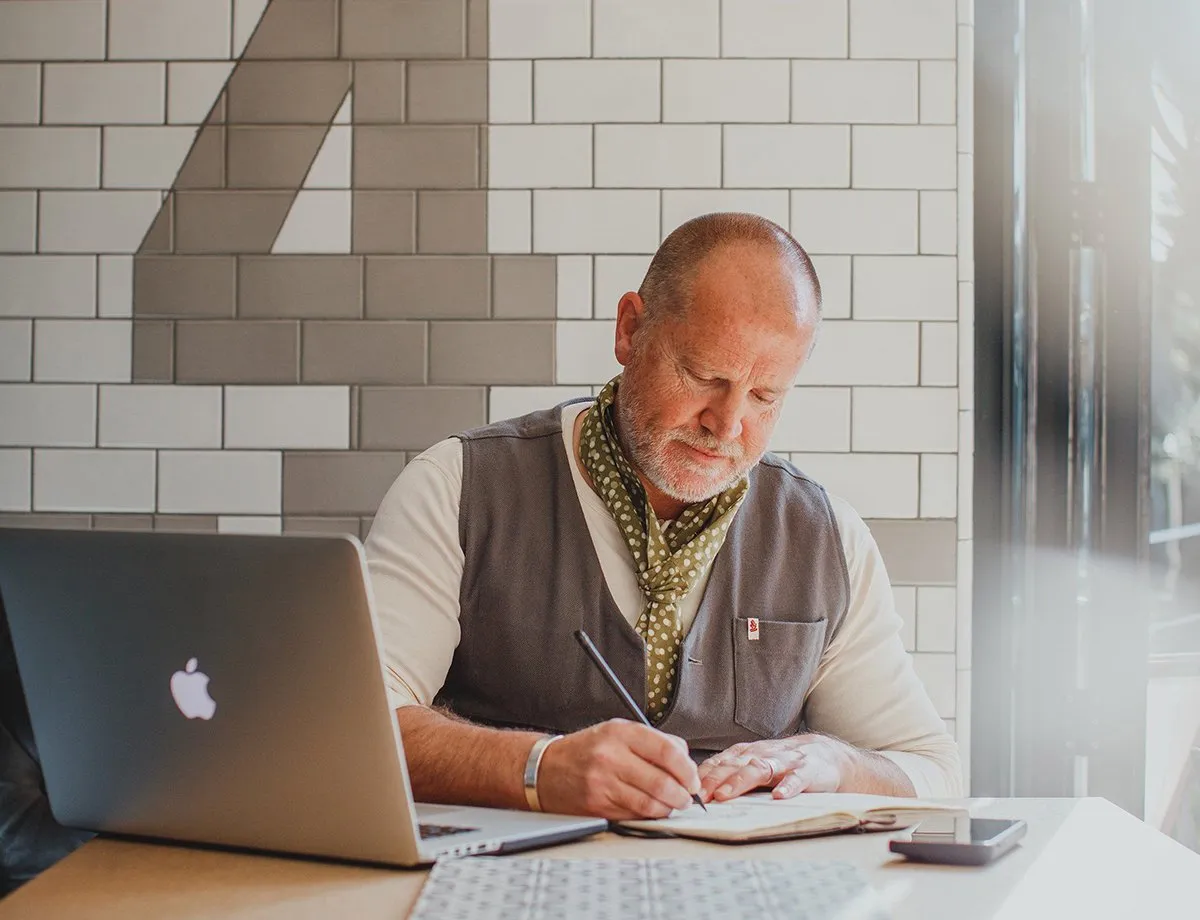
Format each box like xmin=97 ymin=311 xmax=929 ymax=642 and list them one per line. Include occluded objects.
xmin=365 ymin=402 xmax=963 ymax=799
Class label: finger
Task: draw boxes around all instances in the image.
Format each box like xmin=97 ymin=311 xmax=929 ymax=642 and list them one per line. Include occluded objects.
xmin=772 ymin=767 xmax=815 ymax=799
xmin=710 ymin=756 xmax=777 ymax=802
xmin=699 ymin=762 xmax=752 ymax=801
xmin=613 ymin=752 xmax=695 ymax=813
xmin=622 ymin=725 xmax=701 ymax=795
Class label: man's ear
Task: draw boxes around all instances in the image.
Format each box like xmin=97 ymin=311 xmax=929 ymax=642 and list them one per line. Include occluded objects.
xmin=614 ymin=291 xmax=647 ymax=367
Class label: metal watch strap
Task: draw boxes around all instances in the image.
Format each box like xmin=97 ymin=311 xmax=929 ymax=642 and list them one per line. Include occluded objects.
xmin=522 ymin=734 xmax=564 ymax=812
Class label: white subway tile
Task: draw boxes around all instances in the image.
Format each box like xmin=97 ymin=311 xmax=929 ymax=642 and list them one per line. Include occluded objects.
xmin=724 ymin=126 xmax=849 ymax=189
xmin=790 ymin=452 xmax=919 ymax=518
xmin=0 ymin=128 xmax=100 ymax=189
xmin=956 ymin=538 xmax=972 ymax=668
xmin=33 ymin=449 xmax=155 ymax=513
xmin=958 ymin=409 xmax=973 ymax=539
xmin=792 ymin=61 xmax=917 ymax=124
xmin=232 ymin=0 xmax=270 ymax=57
xmin=217 ymin=515 xmax=282 ymax=535
xmin=791 ymin=191 xmax=917 ymax=256
xmin=271 ymin=190 xmax=351 ymax=254
xmin=489 ymin=386 xmax=591 ymax=422
xmin=39 ymin=192 xmax=161 ymax=255
xmin=33 ymin=320 xmax=131 ymax=383
xmin=851 ymin=0 xmax=957 ymax=59
xmin=556 ymin=256 xmax=592 ymax=319
xmin=98 ymin=256 xmax=133 ymax=319
xmin=534 ymin=60 xmax=660 ymax=124
xmin=109 ymin=0 xmax=232 ymax=61
xmin=958 ymin=26 xmax=974 ymax=153
xmin=0 ymin=450 xmax=31 ymax=511
xmin=594 ymin=255 xmax=652 ymax=318
xmin=769 ymin=388 xmax=851 ymax=452
xmin=0 ymin=65 xmax=40 ymax=123
xmin=958 ymin=283 xmax=973 ymax=410
xmin=593 ymin=0 xmax=719 ymax=58
xmin=917 ymin=586 xmax=957 ymax=652
xmin=0 ymin=192 xmax=36 ymax=253
xmin=595 ymin=125 xmax=720 ymax=189
xmin=892 ymin=585 xmax=917 ymax=651
xmin=158 ymin=450 xmax=281 ymax=515
xmin=958 ymin=0 xmax=973 ymax=25
xmin=661 ymin=190 xmax=790 ymax=240
xmin=958 ymin=154 xmax=973 ymax=280
xmin=488 ymin=190 xmax=531 ymax=254
xmin=853 ymin=126 xmax=957 ymax=189
xmin=167 ymin=62 xmax=234 ymax=125
xmin=99 ymin=385 xmax=222 ymax=448
xmin=921 ymin=321 xmax=958 ymax=386
xmin=854 ymin=256 xmax=957 ymax=320
xmin=920 ymin=190 xmax=957 ymax=255
xmin=920 ymin=61 xmax=956 ymax=125
xmin=663 ymin=60 xmax=789 ymax=124
xmin=955 ymin=669 xmax=970 ymax=784
xmin=722 ymin=0 xmax=847 ymax=58
xmin=489 ymin=61 xmax=532 ymax=124
xmin=224 ymin=386 xmax=350 ymax=449
xmin=490 ymin=0 xmax=591 ymax=59
xmin=0 ymin=257 xmax=95 ymax=318
xmin=555 ymin=320 xmax=621 ymax=385
xmin=533 ymin=190 xmax=659 ymax=254
xmin=852 ymin=387 xmax=958 ymax=453
xmin=43 ymin=64 xmax=165 ymax=126
xmin=0 ymin=1 xmax=106 ymax=61
xmin=0 ymin=321 xmax=31 ymax=382
xmin=0 ymin=385 xmax=95 ymax=447
xmin=911 ymin=652 xmax=956 ymax=718
xmin=802 ymin=321 xmax=918 ymax=387
xmin=489 ymin=125 xmax=592 ymax=189
xmin=103 ymin=127 xmax=197 ymax=190
xmin=810 ymin=255 xmax=850 ymax=319
xmin=920 ymin=452 xmax=957 ymax=518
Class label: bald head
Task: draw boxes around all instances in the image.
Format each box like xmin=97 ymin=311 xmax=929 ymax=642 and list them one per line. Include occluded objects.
xmin=637 ymin=212 xmax=822 ymax=329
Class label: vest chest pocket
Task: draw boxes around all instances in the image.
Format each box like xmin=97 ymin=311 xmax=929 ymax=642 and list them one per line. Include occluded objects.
xmin=732 ymin=618 xmax=828 ymax=739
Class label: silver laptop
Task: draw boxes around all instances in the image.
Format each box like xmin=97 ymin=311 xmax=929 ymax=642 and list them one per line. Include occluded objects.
xmin=0 ymin=527 xmax=605 ymax=866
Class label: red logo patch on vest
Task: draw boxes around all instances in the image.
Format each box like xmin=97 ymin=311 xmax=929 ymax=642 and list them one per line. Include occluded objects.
xmin=747 ymin=617 xmax=760 ymax=641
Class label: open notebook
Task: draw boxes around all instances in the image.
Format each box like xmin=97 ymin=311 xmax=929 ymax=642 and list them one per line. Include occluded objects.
xmin=618 ymin=792 xmax=965 ymax=843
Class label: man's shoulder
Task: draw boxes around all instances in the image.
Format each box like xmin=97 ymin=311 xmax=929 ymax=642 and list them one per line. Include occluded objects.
xmin=458 ymin=401 xmax=589 ymax=444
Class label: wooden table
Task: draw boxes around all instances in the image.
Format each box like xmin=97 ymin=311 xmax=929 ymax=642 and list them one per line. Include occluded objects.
xmin=3 ymin=798 xmax=1199 ymax=918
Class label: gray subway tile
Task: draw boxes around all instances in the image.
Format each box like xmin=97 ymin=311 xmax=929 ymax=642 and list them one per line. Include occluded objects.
xmin=175 ymin=320 xmax=299 ymax=384
xmin=227 ymin=126 xmax=327 ymax=189
xmin=866 ymin=519 xmax=958 ymax=586
xmin=365 ymin=255 xmax=488 ymax=319
xmin=429 ymin=321 xmax=554 ymax=385
xmin=492 ymin=255 xmax=556 ymax=318
xmin=174 ymin=125 xmax=225 ymax=190
xmin=92 ymin=514 xmax=154 ymax=531
xmin=354 ymin=126 xmax=479 ymax=189
xmin=360 ymin=386 xmax=486 ymax=450
xmin=417 ymin=190 xmax=485 ymax=254
xmin=226 ymin=61 xmax=351 ymax=124
xmin=360 ymin=516 xmax=375 ymax=541
xmin=243 ymin=0 xmax=339 ymax=60
xmin=407 ymin=61 xmax=486 ymax=123
xmin=282 ymin=451 xmax=407 ymax=515
xmin=0 ymin=513 xmax=92 ymax=530
xmin=173 ymin=191 xmax=292 ymax=254
xmin=132 ymin=320 xmax=174 ymax=383
xmin=467 ymin=0 xmax=487 ymax=58
xmin=302 ymin=320 xmax=426 ymax=384
xmin=154 ymin=514 xmax=218 ymax=532
xmin=352 ymin=191 xmax=416 ymax=254
xmin=140 ymin=197 xmax=172 ymax=252
xmin=341 ymin=0 xmax=465 ymax=59
xmin=238 ymin=256 xmax=363 ymax=319
xmin=352 ymin=62 xmax=405 ymax=124
xmin=283 ymin=516 xmax=361 ymax=536
xmin=133 ymin=255 xmax=235 ymax=317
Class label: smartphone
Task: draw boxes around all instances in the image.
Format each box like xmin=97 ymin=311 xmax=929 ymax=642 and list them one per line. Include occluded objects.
xmin=888 ymin=816 xmax=1027 ymax=866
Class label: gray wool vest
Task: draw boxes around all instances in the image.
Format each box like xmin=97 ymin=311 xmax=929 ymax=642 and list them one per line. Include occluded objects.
xmin=433 ymin=402 xmax=851 ymax=757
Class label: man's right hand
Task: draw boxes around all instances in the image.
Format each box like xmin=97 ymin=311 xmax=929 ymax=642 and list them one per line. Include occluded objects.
xmin=533 ymin=718 xmax=701 ymax=819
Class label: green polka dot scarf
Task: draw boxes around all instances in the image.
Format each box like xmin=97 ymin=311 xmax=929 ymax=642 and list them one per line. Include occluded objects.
xmin=579 ymin=376 xmax=749 ymax=721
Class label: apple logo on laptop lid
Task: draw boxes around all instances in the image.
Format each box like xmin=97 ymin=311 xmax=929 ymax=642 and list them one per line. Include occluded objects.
xmin=170 ymin=658 xmax=216 ymax=720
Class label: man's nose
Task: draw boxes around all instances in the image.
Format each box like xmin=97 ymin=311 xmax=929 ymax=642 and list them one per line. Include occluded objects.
xmin=700 ymin=395 xmax=745 ymax=442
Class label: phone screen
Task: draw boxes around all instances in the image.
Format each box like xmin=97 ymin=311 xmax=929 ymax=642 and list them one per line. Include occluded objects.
xmin=909 ymin=817 xmax=1021 ymax=846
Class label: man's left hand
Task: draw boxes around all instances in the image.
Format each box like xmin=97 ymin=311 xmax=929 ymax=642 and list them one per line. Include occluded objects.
xmin=697 ymin=734 xmax=853 ymax=802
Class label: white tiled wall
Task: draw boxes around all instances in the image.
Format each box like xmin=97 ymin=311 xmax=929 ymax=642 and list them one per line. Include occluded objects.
xmin=0 ymin=0 xmax=975 ymax=783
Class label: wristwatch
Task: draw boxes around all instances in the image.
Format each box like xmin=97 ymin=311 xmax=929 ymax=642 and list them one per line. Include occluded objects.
xmin=522 ymin=734 xmax=564 ymax=812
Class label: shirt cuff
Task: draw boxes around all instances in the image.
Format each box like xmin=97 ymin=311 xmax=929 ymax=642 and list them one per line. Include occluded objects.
xmin=878 ymin=750 xmax=964 ymax=799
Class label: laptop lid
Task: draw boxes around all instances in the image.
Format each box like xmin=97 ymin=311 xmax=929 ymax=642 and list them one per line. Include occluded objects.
xmin=0 ymin=527 xmax=426 ymax=865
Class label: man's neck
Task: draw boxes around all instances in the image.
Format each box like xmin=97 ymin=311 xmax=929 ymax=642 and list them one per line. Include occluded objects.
xmin=571 ymin=407 xmax=689 ymax=522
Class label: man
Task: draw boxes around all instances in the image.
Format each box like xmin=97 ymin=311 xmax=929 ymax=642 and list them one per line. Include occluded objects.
xmin=366 ymin=213 xmax=962 ymax=820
